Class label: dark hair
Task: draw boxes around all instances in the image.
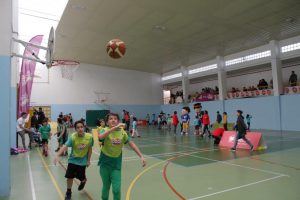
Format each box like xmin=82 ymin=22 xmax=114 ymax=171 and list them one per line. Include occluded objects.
xmin=174 ymin=111 xmax=177 ymax=114
xmin=74 ymin=120 xmax=84 ymax=128
xmin=42 ymin=118 xmax=48 ymax=123
xmin=223 ymin=112 xmax=227 ymax=115
xmin=204 ymin=110 xmax=208 ymax=114
xmin=21 ymin=112 xmax=27 ymax=116
xmin=106 ymin=113 xmax=120 ymax=122
xmin=133 ymin=117 xmax=137 ymax=121
xmin=182 ymin=106 xmax=191 ymax=113
xmin=57 ymin=118 xmax=63 ymax=124
xmin=237 ymin=110 xmax=243 ymax=115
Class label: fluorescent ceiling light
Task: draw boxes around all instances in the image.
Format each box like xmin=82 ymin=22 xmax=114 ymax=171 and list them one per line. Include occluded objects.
xmin=188 ymin=64 xmax=217 ymax=75
xmin=162 ymin=73 xmax=182 ymax=81
xmin=225 ymin=50 xmax=271 ymax=66
xmin=281 ymin=42 xmax=300 ymax=53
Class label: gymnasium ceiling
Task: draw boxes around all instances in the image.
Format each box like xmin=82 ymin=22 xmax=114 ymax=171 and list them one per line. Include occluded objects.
xmin=55 ymin=0 xmax=300 ymax=74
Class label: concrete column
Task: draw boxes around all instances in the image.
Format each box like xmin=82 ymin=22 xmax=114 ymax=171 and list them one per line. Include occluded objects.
xmin=181 ymin=66 xmax=190 ymax=103
xmin=270 ymin=40 xmax=283 ymax=96
xmin=216 ymin=56 xmax=227 ymax=100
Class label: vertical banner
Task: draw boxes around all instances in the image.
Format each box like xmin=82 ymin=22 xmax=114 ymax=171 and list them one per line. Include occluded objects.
xmin=18 ymin=35 xmax=43 ymax=117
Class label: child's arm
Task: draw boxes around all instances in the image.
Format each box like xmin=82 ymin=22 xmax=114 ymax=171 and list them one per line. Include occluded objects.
xmin=53 ymin=145 xmax=68 ymax=165
xmin=99 ymin=123 xmax=124 ymax=140
xmin=58 ymin=126 xmax=65 ymax=139
xmin=87 ymin=147 xmax=92 ymax=167
xmin=128 ymin=141 xmax=146 ymax=167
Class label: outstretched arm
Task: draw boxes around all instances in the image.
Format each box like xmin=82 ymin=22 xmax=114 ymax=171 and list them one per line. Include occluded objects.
xmin=53 ymin=145 xmax=68 ymax=165
xmin=128 ymin=141 xmax=146 ymax=167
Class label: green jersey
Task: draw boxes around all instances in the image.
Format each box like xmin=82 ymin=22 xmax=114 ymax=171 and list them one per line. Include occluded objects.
xmin=65 ymin=132 xmax=94 ymax=166
xmin=39 ymin=125 xmax=51 ymax=139
xmin=98 ymin=127 xmax=131 ymax=169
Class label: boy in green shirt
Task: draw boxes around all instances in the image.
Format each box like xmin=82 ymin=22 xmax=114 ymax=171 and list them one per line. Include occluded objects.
xmin=99 ymin=113 xmax=146 ymax=200
xmin=38 ymin=118 xmax=51 ymax=156
xmin=54 ymin=120 xmax=94 ymax=200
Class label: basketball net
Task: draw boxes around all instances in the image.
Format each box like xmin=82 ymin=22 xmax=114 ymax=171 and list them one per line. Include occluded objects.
xmin=51 ymin=60 xmax=80 ymax=80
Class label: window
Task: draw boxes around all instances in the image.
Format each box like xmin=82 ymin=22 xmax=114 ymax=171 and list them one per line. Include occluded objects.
xmin=161 ymin=73 xmax=182 ymax=81
xmin=281 ymin=42 xmax=300 ymax=53
xmin=225 ymin=50 xmax=271 ymax=66
xmin=188 ymin=64 xmax=217 ymax=75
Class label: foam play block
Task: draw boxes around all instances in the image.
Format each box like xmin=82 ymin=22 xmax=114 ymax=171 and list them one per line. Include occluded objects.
xmin=219 ymin=131 xmax=266 ymax=150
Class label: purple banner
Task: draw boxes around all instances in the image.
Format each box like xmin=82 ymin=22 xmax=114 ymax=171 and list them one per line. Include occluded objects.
xmin=18 ymin=35 xmax=43 ymax=117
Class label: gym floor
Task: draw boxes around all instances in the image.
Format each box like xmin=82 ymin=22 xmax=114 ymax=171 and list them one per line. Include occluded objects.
xmin=3 ymin=126 xmax=300 ymax=200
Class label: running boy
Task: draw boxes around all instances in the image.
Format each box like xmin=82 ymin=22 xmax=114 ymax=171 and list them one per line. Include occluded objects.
xmin=54 ymin=120 xmax=94 ymax=200
xmin=39 ymin=118 xmax=51 ymax=156
xmin=98 ymin=113 xmax=146 ymax=200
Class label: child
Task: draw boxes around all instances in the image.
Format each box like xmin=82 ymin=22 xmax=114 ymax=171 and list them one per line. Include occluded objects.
xmin=172 ymin=111 xmax=179 ymax=134
xmin=131 ymin=117 xmax=140 ymax=137
xmin=39 ymin=118 xmax=51 ymax=156
xmin=97 ymin=119 xmax=107 ymax=148
xmin=54 ymin=121 xmax=94 ymax=200
xmin=167 ymin=114 xmax=172 ymax=131
xmin=246 ymin=114 xmax=252 ymax=130
xmin=202 ymin=110 xmax=211 ymax=137
xmin=181 ymin=106 xmax=191 ymax=135
xmin=193 ymin=116 xmax=200 ymax=135
xmin=57 ymin=118 xmax=68 ymax=156
xmin=98 ymin=113 xmax=146 ymax=200
xmin=223 ymin=112 xmax=228 ymax=131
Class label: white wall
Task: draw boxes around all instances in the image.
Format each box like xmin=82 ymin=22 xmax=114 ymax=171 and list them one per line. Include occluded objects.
xmin=31 ymin=63 xmax=162 ymax=105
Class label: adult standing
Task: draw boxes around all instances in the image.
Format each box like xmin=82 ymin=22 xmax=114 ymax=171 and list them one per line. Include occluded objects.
xmin=231 ymin=110 xmax=253 ymax=151
xmin=37 ymin=107 xmax=46 ymax=127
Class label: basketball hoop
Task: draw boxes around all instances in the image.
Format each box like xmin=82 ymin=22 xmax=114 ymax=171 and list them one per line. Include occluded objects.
xmin=51 ymin=60 xmax=80 ymax=80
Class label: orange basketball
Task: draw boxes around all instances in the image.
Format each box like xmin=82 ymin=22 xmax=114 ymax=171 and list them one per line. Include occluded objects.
xmin=106 ymin=39 xmax=126 ymax=59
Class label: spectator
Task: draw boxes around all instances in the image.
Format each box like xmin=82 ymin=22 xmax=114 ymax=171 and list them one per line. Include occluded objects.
xmin=289 ymin=71 xmax=297 ymax=86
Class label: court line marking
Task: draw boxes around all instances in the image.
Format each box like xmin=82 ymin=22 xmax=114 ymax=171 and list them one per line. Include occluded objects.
xmin=251 ymin=156 xmax=300 ymax=171
xmin=125 ymin=148 xmax=213 ymax=200
xmin=37 ymin=148 xmax=64 ymax=200
xmin=163 ymin=160 xmax=186 ymax=200
xmin=187 ymin=175 xmax=285 ymax=200
xmin=188 ymin=154 xmax=287 ymax=176
xmin=27 ymin=154 xmax=37 ymax=200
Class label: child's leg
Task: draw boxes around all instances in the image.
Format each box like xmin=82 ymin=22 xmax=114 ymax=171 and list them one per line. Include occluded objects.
xmin=111 ymin=169 xmax=121 ymax=200
xmin=100 ymin=166 xmax=112 ymax=200
xmin=136 ymin=129 xmax=140 ymax=137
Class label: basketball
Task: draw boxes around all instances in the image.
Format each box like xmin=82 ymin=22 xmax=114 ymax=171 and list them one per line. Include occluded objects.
xmin=106 ymin=39 xmax=126 ymax=59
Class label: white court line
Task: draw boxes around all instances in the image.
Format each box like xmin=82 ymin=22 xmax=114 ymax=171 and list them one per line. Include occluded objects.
xmin=188 ymin=175 xmax=286 ymax=200
xmin=188 ymin=154 xmax=287 ymax=176
xmin=140 ymin=137 xmax=205 ymax=150
xmin=27 ymin=154 xmax=37 ymax=200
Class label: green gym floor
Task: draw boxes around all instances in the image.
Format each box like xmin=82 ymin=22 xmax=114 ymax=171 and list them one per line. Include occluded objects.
xmin=2 ymin=127 xmax=300 ymax=200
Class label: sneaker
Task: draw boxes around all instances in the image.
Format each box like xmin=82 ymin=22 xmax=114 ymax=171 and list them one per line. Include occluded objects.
xmin=78 ymin=180 xmax=86 ymax=191
xmin=250 ymin=146 xmax=254 ymax=151
xmin=231 ymin=148 xmax=236 ymax=151
xmin=65 ymin=192 xmax=71 ymax=200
